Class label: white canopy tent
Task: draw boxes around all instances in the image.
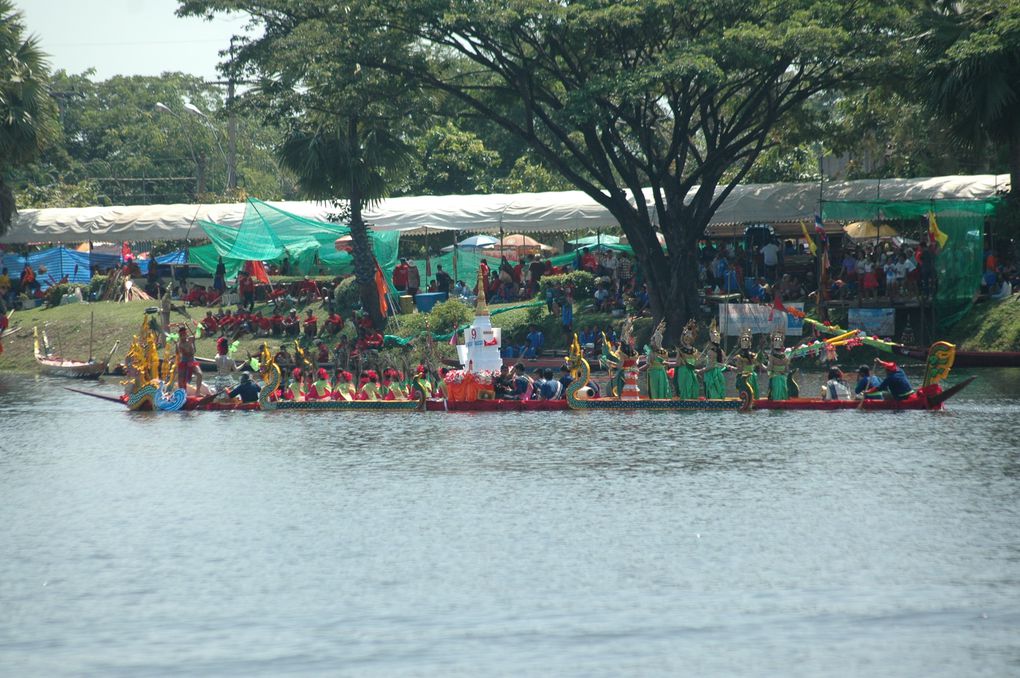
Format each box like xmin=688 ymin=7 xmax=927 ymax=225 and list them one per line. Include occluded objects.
xmin=1 ymin=174 xmax=1008 ymax=245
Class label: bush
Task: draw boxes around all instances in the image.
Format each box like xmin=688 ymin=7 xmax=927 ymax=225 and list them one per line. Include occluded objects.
xmin=539 ymin=270 xmax=597 ymax=299
xmin=392 ymin=298 xmax=472 ymax=337
xmin=89 ymin=275 xmax=107 ymax=298
xmin=44 ymin=283 xmax=88 ymax=308
xmin=332 ymin=276 xmax=361 ymax=313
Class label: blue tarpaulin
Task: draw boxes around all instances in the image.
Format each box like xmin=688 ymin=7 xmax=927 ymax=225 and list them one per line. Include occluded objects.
xmin=2 ymin=247 xmax=92 ymax=290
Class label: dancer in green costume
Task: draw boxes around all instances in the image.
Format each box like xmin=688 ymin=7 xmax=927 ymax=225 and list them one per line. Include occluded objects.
xmin=601 ymin=331 xmax=624 ymax=397
xmin=700 ymin=319 xmax=728 ymax=399
xmin=766 ymin=325 xmax=790 ymax=400
xmin=643 ymin=320 xmax=673 ymax=399
xmin=731 ymin=326 xmax=759 ymax=399
xmin=674 ymin=320 xmax=700 ymax=400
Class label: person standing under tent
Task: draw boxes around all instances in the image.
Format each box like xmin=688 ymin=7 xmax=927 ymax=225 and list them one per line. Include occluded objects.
xmin=406 ymin=260 xmax=421 ymax=297
xmin=213 ymin=256 xmax=227 ymax=295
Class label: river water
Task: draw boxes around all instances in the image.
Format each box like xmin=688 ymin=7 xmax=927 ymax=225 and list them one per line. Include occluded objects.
xmin=1 ymin=368 xmax=1019 ymax=676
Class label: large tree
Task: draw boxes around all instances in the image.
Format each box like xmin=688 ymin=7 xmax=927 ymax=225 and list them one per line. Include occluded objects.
xmin=916 ymin=0 xmax=1020 ymax=197
xmin=182 ymin=0 xmax=905 ymax=337
xmin=13 ymin=70 xmax=295 ymax=206
xmin=0 ymin=0 xmax=59 ymax=233
xmin=199 ymin=3 xmax=421 ymax=327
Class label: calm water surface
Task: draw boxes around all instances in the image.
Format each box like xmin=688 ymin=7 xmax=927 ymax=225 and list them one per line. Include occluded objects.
xmin=1 ymin=369 xmax=1019 ymax=676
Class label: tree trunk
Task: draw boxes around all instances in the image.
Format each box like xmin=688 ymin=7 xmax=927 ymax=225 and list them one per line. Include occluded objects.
xmin=349 ymin=191 xmax=386 ymax=330
xmin=615 ymin=209 xmax=701 ymax=345
xmin=1009 ymin=122 xmax=1020 ymax=208
xmin=347 ymin=115 xmax=386 ymax=330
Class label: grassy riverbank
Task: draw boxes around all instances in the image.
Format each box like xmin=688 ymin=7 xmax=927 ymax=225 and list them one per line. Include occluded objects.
xmin=945 ymin=297 xmax=1020 ymax=352
xmin=0 ymin=301 xmax=282 ymax=372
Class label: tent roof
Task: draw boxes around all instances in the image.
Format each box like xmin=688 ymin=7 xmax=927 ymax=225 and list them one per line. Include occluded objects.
xmin=2 ymin=174 xmax=1008 ymax=244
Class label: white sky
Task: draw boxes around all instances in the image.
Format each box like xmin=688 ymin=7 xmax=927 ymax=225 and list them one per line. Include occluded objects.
xmin=17 ymin=0 xmax=251 ymax=81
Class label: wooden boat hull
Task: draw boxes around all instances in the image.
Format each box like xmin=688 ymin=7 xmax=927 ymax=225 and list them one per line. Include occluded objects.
xmin=424 ymin=398 xmax=570 ymax=412
xmin=35 ymin=358 xmax=108 ymax=379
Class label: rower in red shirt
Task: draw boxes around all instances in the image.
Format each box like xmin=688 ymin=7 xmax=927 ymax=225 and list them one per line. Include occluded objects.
xmin=303 ymin=308 xmax=318 ymax=339
xmin=325 ymin=312 xmax=343 ymax=335
xmin=308 ymin=368 xmax=332 ymax=400
xmin=270 ymin=312 xmax=284 ymax=337
xmin=200 ymin=311 xmax=219 ymax=336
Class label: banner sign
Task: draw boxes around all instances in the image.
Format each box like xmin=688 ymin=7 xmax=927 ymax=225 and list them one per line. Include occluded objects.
xmin=718 ymin=303 xmax=804 ymax=336
xmin=848 ymin=308 xmax=895 ymax=337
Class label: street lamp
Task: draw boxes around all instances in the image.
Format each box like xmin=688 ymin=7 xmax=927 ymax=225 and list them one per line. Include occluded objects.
xmin=183 ymin=101 xmax=236 ymax=191
xmin=154 ymin=101 xmax=205 ymax=196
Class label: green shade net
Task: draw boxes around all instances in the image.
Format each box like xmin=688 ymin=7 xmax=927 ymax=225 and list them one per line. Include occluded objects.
xmin=547 ymin=243 xmax=636 ymax=267
xmin=190 ymin=198 xmax=401 ymax=287
xmin=822 ymin=198 xmax=1000 ymax=331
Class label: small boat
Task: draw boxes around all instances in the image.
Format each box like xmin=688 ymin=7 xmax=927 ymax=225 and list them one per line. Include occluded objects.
xmin=34 ymin=326 xmax=118 ymax=379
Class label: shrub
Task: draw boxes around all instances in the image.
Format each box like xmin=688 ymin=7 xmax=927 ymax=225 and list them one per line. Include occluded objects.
xmin=44 ymin=283 xmax=88 ymax=308
xmin=394 ymin=298 xmax=472 ymax=338
xmin=539 ymin=270 xmax=596 ymax=299
xmin=332 ymin=276 xmax=361 ymax=313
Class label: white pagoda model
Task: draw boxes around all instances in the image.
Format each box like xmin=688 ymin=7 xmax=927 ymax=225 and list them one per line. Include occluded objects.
xmin=456 ymin=268 xmax=502 ymax=373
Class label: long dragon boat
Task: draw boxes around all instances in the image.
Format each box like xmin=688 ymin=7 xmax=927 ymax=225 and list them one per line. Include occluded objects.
xmin=562 ymin=333 xmax=971 ymax=412
xmin=72 ymin=305 xmax=972 ymax=413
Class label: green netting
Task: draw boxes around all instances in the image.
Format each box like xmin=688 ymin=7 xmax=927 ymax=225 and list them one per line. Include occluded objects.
xmin=191 ymin=198 xmax=400 ymax=285
xmin=547 ymin=243 xmax=636 ymax=267
xmin=403 ymin=248 xmax=492 ymax=289
xmin=822 ymin=198 xmax=1000 ymax=331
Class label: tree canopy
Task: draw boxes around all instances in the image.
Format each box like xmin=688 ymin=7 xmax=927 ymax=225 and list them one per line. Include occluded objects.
xmin=0 ymin=0 xmax=59 ymax=233
xmin=181 ymin=0 xmax=911 ymax=336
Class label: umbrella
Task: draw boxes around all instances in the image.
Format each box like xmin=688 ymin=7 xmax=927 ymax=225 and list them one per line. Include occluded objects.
xmin=568 ymin=234 xmax=620 ymax=246
xmin=844 ymin=221 xmax=899 ymax=240
xmin=440 ymin=234 xmax=499 ymax=253
xmin=481 ymin=233 xmax=555 ymax=260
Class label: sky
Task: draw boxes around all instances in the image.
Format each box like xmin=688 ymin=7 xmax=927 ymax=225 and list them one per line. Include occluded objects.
xmin=17 ymin=0 xmax=251 ymax=81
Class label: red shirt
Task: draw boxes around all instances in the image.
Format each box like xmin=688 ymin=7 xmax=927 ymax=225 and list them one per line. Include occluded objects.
xmin=303 ymin=316 xmax=318 ymax=334
xmin=201 ymin=317 xmax=219 ymax=333
xmin=392 ymin=263 xmax=409 ymax=289
xmin=240 ymin=277 xmax=255 ymax=295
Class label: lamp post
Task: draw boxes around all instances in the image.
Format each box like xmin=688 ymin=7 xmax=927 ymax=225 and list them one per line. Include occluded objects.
xmin=183 ymin=101 xmax=236 ymax=191
xmin=154 ymin=102 xmax=205 ymax=196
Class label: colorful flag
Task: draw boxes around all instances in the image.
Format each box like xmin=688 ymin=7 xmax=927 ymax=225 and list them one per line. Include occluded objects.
xmin=814 ymin=214 xmax=828 ymax=244
xmin=769 ymin=287 xmax=784 ymax=322
xmin=373 ymin=262 xmax=389 ymax=317
xmin=800 ymin=221 xmax=817 ymax=256
xmin=928 ymin=210 xmax=949 ymax=248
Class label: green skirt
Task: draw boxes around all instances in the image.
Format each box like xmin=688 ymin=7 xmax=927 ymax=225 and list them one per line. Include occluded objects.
xmin=769 ymin=374 xmax=789 ymax=400
xmin=737 ymin=372 xmax=758 ymax=399
xmin=648 ymin=366 xmax=673 ymax=400
xmin=703 ymin=366 xmax=726 ymax=399
xmin=675 ymin=364 xmax=700 ymax=400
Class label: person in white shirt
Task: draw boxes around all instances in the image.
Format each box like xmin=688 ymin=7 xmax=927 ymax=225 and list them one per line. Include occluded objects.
xmin=760 ymin=239 xmax=780 ymax=282
xmin=821 ymin=367 xmax=851 ymax=400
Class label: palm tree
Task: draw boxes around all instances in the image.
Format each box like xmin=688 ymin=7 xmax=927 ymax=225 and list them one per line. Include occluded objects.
xmin=278 ymin=115 xmax=411 ymax=328
xmin=0 ymin=0 xmax=59 ymax=234
xmin=917 ymin=0 xmax=1020 ymax=196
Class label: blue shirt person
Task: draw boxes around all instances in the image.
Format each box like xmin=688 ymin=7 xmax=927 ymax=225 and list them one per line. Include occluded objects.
xmin=228 ymin=373 xmax=262 ymax=403
xmin=873 ymin=360 xmax=915 ymax=400
xmin=854 ymin=365 xmax=882 ymax=398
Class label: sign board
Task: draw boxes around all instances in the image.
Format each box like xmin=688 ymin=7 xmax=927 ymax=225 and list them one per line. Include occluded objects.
xmin=848 ymin=308 xmax=895 ymax=337
xmin=718 ymin=303 xmax=804 ymax=336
